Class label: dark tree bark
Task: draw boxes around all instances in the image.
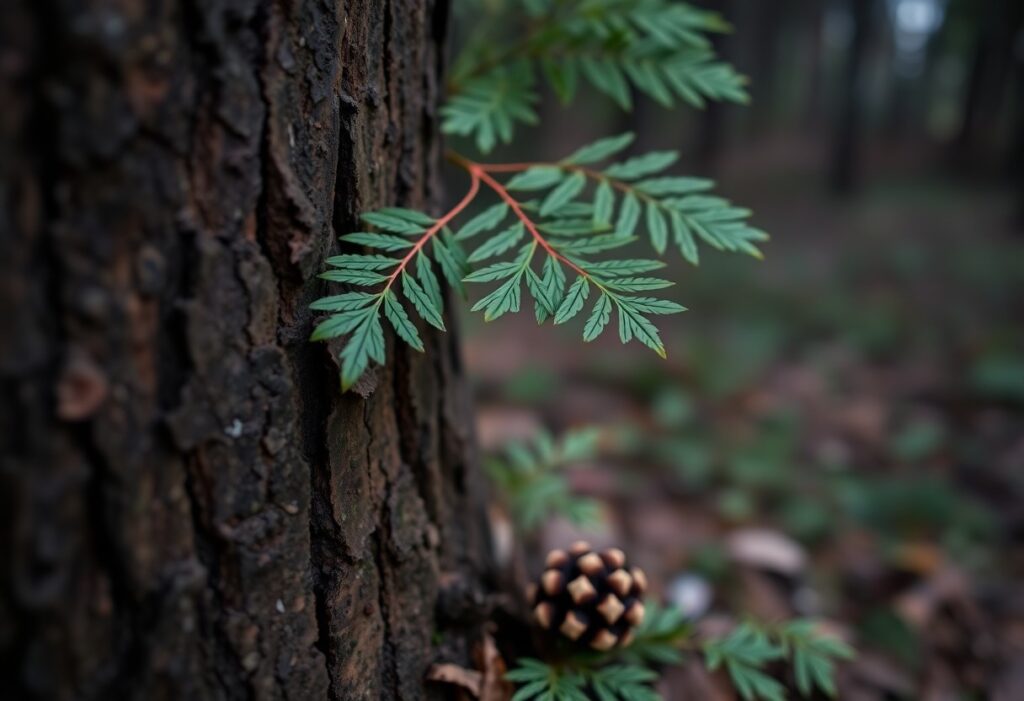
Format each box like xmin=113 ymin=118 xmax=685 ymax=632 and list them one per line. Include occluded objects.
xmin=1 ymin=1 xmax=494 ymax=699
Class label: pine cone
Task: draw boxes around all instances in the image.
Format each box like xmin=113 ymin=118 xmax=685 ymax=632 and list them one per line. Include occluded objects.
xmin=528 ymin=541 xmax=647 ymax=651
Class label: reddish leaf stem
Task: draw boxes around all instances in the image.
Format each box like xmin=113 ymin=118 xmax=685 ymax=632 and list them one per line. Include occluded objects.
xmin=448 ymin=152 xmax=591 ymax=280
xmin=384 ymin=173 xmax=481 ymax=290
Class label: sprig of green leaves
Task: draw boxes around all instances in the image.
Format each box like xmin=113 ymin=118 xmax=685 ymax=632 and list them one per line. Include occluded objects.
xmin=311 ymin=132 xmax=763 ymax=389
xmin=702 ymin=621 xmax=854 ymax=701
xmin=312 ymin=3 xmax=764 ymax=391
xmin=310 ymin=207 xmax=465 ymax=390
xmin=446 ymin=0 xmax=749 ymax=152
xmin=776 ymin=620 xmax=855 ymax=698
xmin=505 ymin=132 xmax=769 ymax=265
xmin=704 ymin=623 xmax=787 ymax=701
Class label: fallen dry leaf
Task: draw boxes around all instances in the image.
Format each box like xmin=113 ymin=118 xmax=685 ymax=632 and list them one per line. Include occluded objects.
xmin=426 ymin=663 xmax=483 ymax=698
xmin=475 ymin=633 xmax=513 ymax=701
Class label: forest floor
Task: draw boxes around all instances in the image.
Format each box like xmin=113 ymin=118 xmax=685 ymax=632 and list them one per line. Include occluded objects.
xmin=462 ymin=154 xmax=1024 ymax=699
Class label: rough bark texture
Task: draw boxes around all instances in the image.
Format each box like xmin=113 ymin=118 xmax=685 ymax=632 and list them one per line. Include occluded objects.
xmin=0 ymin=0 xmax=494 ymax=699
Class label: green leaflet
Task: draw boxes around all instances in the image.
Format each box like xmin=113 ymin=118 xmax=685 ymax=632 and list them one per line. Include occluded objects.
xmin=525 ymin=268 xmax=556 ymax=317
xmin=505 ymin=166 xmax=564 ymax=191
xmin=309 ymin=291 xmax=378 ymax=312
xmin=402 ymin=271 xmax=446 ymax=331
xmin=670 ymin=210 xmax=699 ymax=264
xmin=456 ymin=202 xmax=509 ymax=240
xmin=618 ymin=302 xmax=667 ymax=358
xmin=554 ymin=276 xmax=590 ymax=324
xmin=594 ymin=179 xmax=615 ymax=226
xmin=371 ymin=207 xmax=436 ymax=226
xmin=553 ymin=233 xmax=634 ymax=254
xmin=635 ymin=176 xmax=713 ymax=195
xmin=468 ymin=222 xmax=525 ymax=262
xmin=473 ymin=271 xmax=524 ymax=321
xmin=361 ymin=211 xmax=428 ymax=234
xmin=341 ymin=232 xmax=413 ymax=252
xmin=544 ymin=201 xmax=593 ymax=219
xmin=620 ymin=296 xmax=688 ymax=315
xmin=604 ymin=151 xmax=679 ymax=180
xmin=339 ymin=310 xmax=385 ymax=391
xmin=310 ymin=306 xmax=377 ymax=341
xmin=563 ymin=131 xmax=635 ymax=165
xmin=540 ymin=171 xmax=586 ymax=216
xmin=534 ymin=255 xmax=566 ymax=323
xmin=464 ymin=259 xmax=523 ymax=282
xmin=581 ymin=56 xmax=632 ymax=110
xmin=601 ymin=277 xmax=674 ymax=292
xmin=538 ymin=218 xmax=610 ymax=236
xmin=432 ymin=234 xmax=468 ymax=297
xmin=646 ymin=201 xmax=668 ymax=254
xmin=319 ymin=269 xmax=390 ymax=286
xmin=324 ymin=254 xmax=398 ymax=270
xmin=619 ymin=603 xmax=690 ymax=666
xmin=587 ymin=259 xmax=666 ymax=277
xmin=542 ymin=56 xmax=578 ymax=104
xmin=382 ymin=289 xmax=424 ymax=352
xmin=416 ymin=252 xmax=443 ymax=311
xmin=583 ymin=294 xmax=612 ymax=341
xmin=623 ymin=59 xmax=673 ymax=107
xmin=616 ymin=191 xmax=641 ymax=237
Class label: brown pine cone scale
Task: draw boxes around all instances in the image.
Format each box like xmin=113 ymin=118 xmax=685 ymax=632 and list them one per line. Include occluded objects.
xmin=529 ymin=541 xmax=646 ymax=651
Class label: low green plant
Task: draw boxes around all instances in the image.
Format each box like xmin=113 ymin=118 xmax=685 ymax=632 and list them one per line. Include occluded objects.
xmin=703 ymin=623 xmax=787 ymax=701
xmin=311 ymin=0 xmax=767 ymax=389
xmin=485 ymin=427 xmax=603 ymax=532
xmin=506 ymin=607 xmax=853 ymax=701
xmin=506 ymin=659 xmax=660 ymax=701
xmin=776 ymin=620 xmax=855 ymax=699
xmin=484 ymin=425 xmax=855 ymax=700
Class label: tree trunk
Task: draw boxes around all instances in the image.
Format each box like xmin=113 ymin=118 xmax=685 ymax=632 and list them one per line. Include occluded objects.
xmin=693 ymin=0 xmax=734 ymax=173
xmin=829 ymin=0 xmax=873 ymax=195
xmin=1 ymin=1 xmax=494 ymax=699
xmin=954 ymin=0 xmax=1024 ymax=169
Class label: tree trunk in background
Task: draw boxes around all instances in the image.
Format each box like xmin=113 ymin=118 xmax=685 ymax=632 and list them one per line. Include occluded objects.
xmin=693 ymin=0 xmax=734 ymax=173
xmin=1 ymin=1 xmax=494 ymax=699
xmin=829 ymin=0 xmax=872 ymax=195
xmin=955 ymin=0 xmax=1024 ymax=169
xmin=800 ymin=0 xmax=826 ymax=132
xmin=746 ymin=0 xmax=785 ymax=135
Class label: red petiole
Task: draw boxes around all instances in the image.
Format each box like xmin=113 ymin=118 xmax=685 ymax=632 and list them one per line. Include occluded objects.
xmin=383 ymin=151 xmax=605 ymax=293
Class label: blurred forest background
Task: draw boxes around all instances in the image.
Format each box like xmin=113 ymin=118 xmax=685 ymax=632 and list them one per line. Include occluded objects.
xmin=460 ymin=0 xmax=1024 ymax=698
